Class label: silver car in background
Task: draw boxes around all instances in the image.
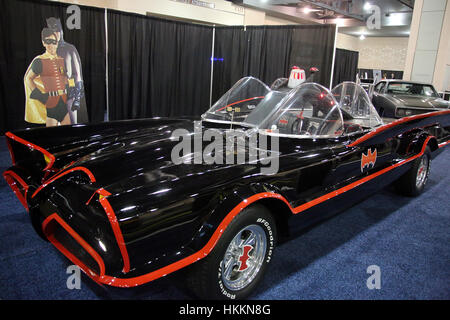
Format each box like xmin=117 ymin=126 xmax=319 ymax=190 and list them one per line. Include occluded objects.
xmin=372 ymin=80 xmax=450 ymax=118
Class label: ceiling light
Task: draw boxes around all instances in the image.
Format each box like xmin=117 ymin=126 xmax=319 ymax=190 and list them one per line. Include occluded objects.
xmin=335 ymin=18 xmax=344 ymax=26
xmin=364 ymin=2 xmax=372 ymax=11
xmin=304 ymin=7 xmax=312 ymax=14
xmin=359 ymin=34 xmax=366 ymax=40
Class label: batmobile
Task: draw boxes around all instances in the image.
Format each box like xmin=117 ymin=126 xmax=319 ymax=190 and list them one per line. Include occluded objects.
xmin=3 ymin=79 xmax=450 ymax=299
xmin=372 ymin=80 xmax=450 ymax=118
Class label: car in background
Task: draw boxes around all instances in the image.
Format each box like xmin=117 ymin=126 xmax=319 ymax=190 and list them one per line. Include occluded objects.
xmin=372 ymin=80 xmax=450 ymax=118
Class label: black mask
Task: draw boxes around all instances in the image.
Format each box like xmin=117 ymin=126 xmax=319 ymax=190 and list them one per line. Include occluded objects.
xmin=43 ymin=38 xmax=58 ymax=45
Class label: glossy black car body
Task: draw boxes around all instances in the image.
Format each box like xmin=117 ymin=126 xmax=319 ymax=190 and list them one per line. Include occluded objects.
xmin=372 ymin=80 xmax=450 ymax=118
xmin=3 ymin=83 xmax=450 ymax=293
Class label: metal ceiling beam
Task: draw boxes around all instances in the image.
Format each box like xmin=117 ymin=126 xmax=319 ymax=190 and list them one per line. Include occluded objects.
xmin=233 ymin=0 xmax=325 ymax=24
xmin=397 ymin=0 xmax=415 ymax=9
xmin=300 ymin=0 xmax=365 ymax=21
xmin=230 ymin=0 xmax=412 ymax=36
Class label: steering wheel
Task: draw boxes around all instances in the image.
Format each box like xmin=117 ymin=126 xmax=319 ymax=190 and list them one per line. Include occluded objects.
xmin=291 ymin=117 xmax=311 ymax=135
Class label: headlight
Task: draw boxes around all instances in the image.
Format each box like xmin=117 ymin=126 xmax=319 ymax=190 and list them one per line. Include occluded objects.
xmin=405 ymin=109 xmax=413 ymax=116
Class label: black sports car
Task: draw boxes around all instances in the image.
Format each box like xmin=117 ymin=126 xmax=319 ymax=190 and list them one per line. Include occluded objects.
xmin=3 ymin=79 xmax=450 ymax=299
xmin=372 ymin=80 xmax=450 ymax=118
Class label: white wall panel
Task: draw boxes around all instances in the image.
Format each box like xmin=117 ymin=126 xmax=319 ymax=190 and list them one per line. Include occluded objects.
xmin=411 ymin=50 xmax=438 ymax=82
xmin=422 ymin=0 xmax=447 ymax=11
xmin=416 ymin=11 xmax=445 ymax=51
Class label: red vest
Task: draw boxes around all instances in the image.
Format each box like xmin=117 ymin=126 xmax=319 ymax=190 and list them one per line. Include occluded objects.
xmin=40 ymin=58 xmax=68 ymax=108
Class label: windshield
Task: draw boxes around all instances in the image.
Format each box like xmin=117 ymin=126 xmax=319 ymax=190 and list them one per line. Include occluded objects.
xmin=202 ymin=77 xmax=270 ymax=124
xmin=386 ymin=82 xmax=439 ymax=97
xmin=244 ymin=91 xmax=287 ymax=126
xmin=332 ymin=82 xmax=383 ymax=130
xmin=259 ymin=83 xmax=344 ymax=137
xmin=202 ymin=78 xmax=382 ymax=137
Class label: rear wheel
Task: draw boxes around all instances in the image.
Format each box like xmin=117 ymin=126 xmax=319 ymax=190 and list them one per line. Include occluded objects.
xmin=395 ymin=146 xmax=431 ymax=196
xmin=185 ymin=204 xmax=277 ymax=300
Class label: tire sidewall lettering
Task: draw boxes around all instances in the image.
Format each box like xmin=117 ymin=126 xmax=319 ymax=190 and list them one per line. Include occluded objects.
xmin=257 ymin=218 xmax=275 ymax=262
xmin=218 ymin=265 xmax=237 ymax=299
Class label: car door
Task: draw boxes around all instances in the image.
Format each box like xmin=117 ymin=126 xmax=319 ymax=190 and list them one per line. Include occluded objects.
xmin=323 ymin=81 xmax=396 ymax=202
xmin=284 ymin=132 xmax=397 ymax=232
xmin=282 ymin=82 xmax=396 ymax=228
xmin=328 ymin=133 xmax=397 ymax=191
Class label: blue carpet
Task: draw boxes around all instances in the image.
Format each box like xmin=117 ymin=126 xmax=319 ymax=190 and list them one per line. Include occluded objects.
xmin=0 ymin=137 xmax=449 ymax=300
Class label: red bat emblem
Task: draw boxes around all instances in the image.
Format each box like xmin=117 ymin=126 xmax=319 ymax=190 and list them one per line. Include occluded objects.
xmin=361 ymin=148 xmax=377 ymax=172
xmin=238 ymin=245 xmax=253 ymax=272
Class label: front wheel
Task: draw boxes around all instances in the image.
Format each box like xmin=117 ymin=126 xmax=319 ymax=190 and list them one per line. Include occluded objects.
xmin=395 ymin=146 xmax=431 ymax=196
xmin=185 ymin=204 xmax=277 ymax=300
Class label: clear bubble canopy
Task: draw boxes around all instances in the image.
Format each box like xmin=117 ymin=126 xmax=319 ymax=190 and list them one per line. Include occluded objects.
xmin=202 ymin=77 xmax=383 ymax=137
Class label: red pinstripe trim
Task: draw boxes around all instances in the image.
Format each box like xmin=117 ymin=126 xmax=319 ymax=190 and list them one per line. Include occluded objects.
xmin=96 ymin=188 xmax=130 ymax=274
xmin=3 ymin=170 xmax=29 ymax=211
xmin=42 ymin=213 xmax=106 ymax=282
xmin=292 ymin=136 xmax=433 ymax=213
xmin=86 ymin=189 xmax=99 ymax=206
xmin=5 ymin=132 xmax=55 ymax=171
xmin=216 ymin=96 xmax=265 ymax=112
xmin=85 ymin=188 xmax=130 ymax=273
xmin=438 ymin=140 xmax=450 ymax=148
xmin=40 ymin=137 xmax=435 ymax=288
xmin=32 ymin=166 xmax=96 ymax=198
xmin=348 ymin=110 xmax=450 ymax=147
xmin=97 ymin=192 xmax=292 ymax=287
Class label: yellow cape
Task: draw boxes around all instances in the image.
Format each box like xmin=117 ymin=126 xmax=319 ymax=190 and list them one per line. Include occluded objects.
xmin=24 ymin=52 xmax=59 ymax=124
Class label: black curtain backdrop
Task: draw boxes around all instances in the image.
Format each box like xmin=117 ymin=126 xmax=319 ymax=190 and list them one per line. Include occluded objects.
xmin=332 ymin=48 xmax=359 ymax=88
xmin=212 ymin=24 xmax=336 ymax=102
xmin=0 ymin=0 xmax=106 ymax=134
xmin=212 ymin=27 xmax=248 ymax=104
xmin=0 ymin=0 xmax=337 ymax=132
xmin=289 ymin=25 xmax=336 ymax=88
xmin=107 ymin=10 xmax=213 ymax=120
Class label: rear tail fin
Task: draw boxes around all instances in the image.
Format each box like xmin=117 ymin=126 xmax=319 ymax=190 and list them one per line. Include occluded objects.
xmin=5 ymin=132 xmax=56 ymax=179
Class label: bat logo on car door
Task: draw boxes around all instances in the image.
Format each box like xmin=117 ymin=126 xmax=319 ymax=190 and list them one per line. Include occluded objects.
xmin=361 ymin=148 xmax=377 ymax=172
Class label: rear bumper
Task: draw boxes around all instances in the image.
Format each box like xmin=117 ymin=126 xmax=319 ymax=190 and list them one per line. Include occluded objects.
xmin=42 ymin=213 xmax=106 ymax=281
xmin=3 ymin=166 xmax=199 ymax=288
xmin=2 ymin=165 xmax=130 ymax=284
xmin=39 ymin=208 xmax=201 ymax=288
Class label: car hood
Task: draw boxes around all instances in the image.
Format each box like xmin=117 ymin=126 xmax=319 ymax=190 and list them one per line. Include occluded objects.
xmin=388 ymin=94 xmax=450 ymax=109
xmin=15 ymin=118 xmax=322 ymax=221
xmin=42 ymin=121 xmax=271 ymax=211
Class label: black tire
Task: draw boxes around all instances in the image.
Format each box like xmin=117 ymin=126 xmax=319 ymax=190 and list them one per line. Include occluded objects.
xmin=185 ymin=204 xmax=277 ymax=300
xmin=395 ymin=146 xmax=431 ymax=197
